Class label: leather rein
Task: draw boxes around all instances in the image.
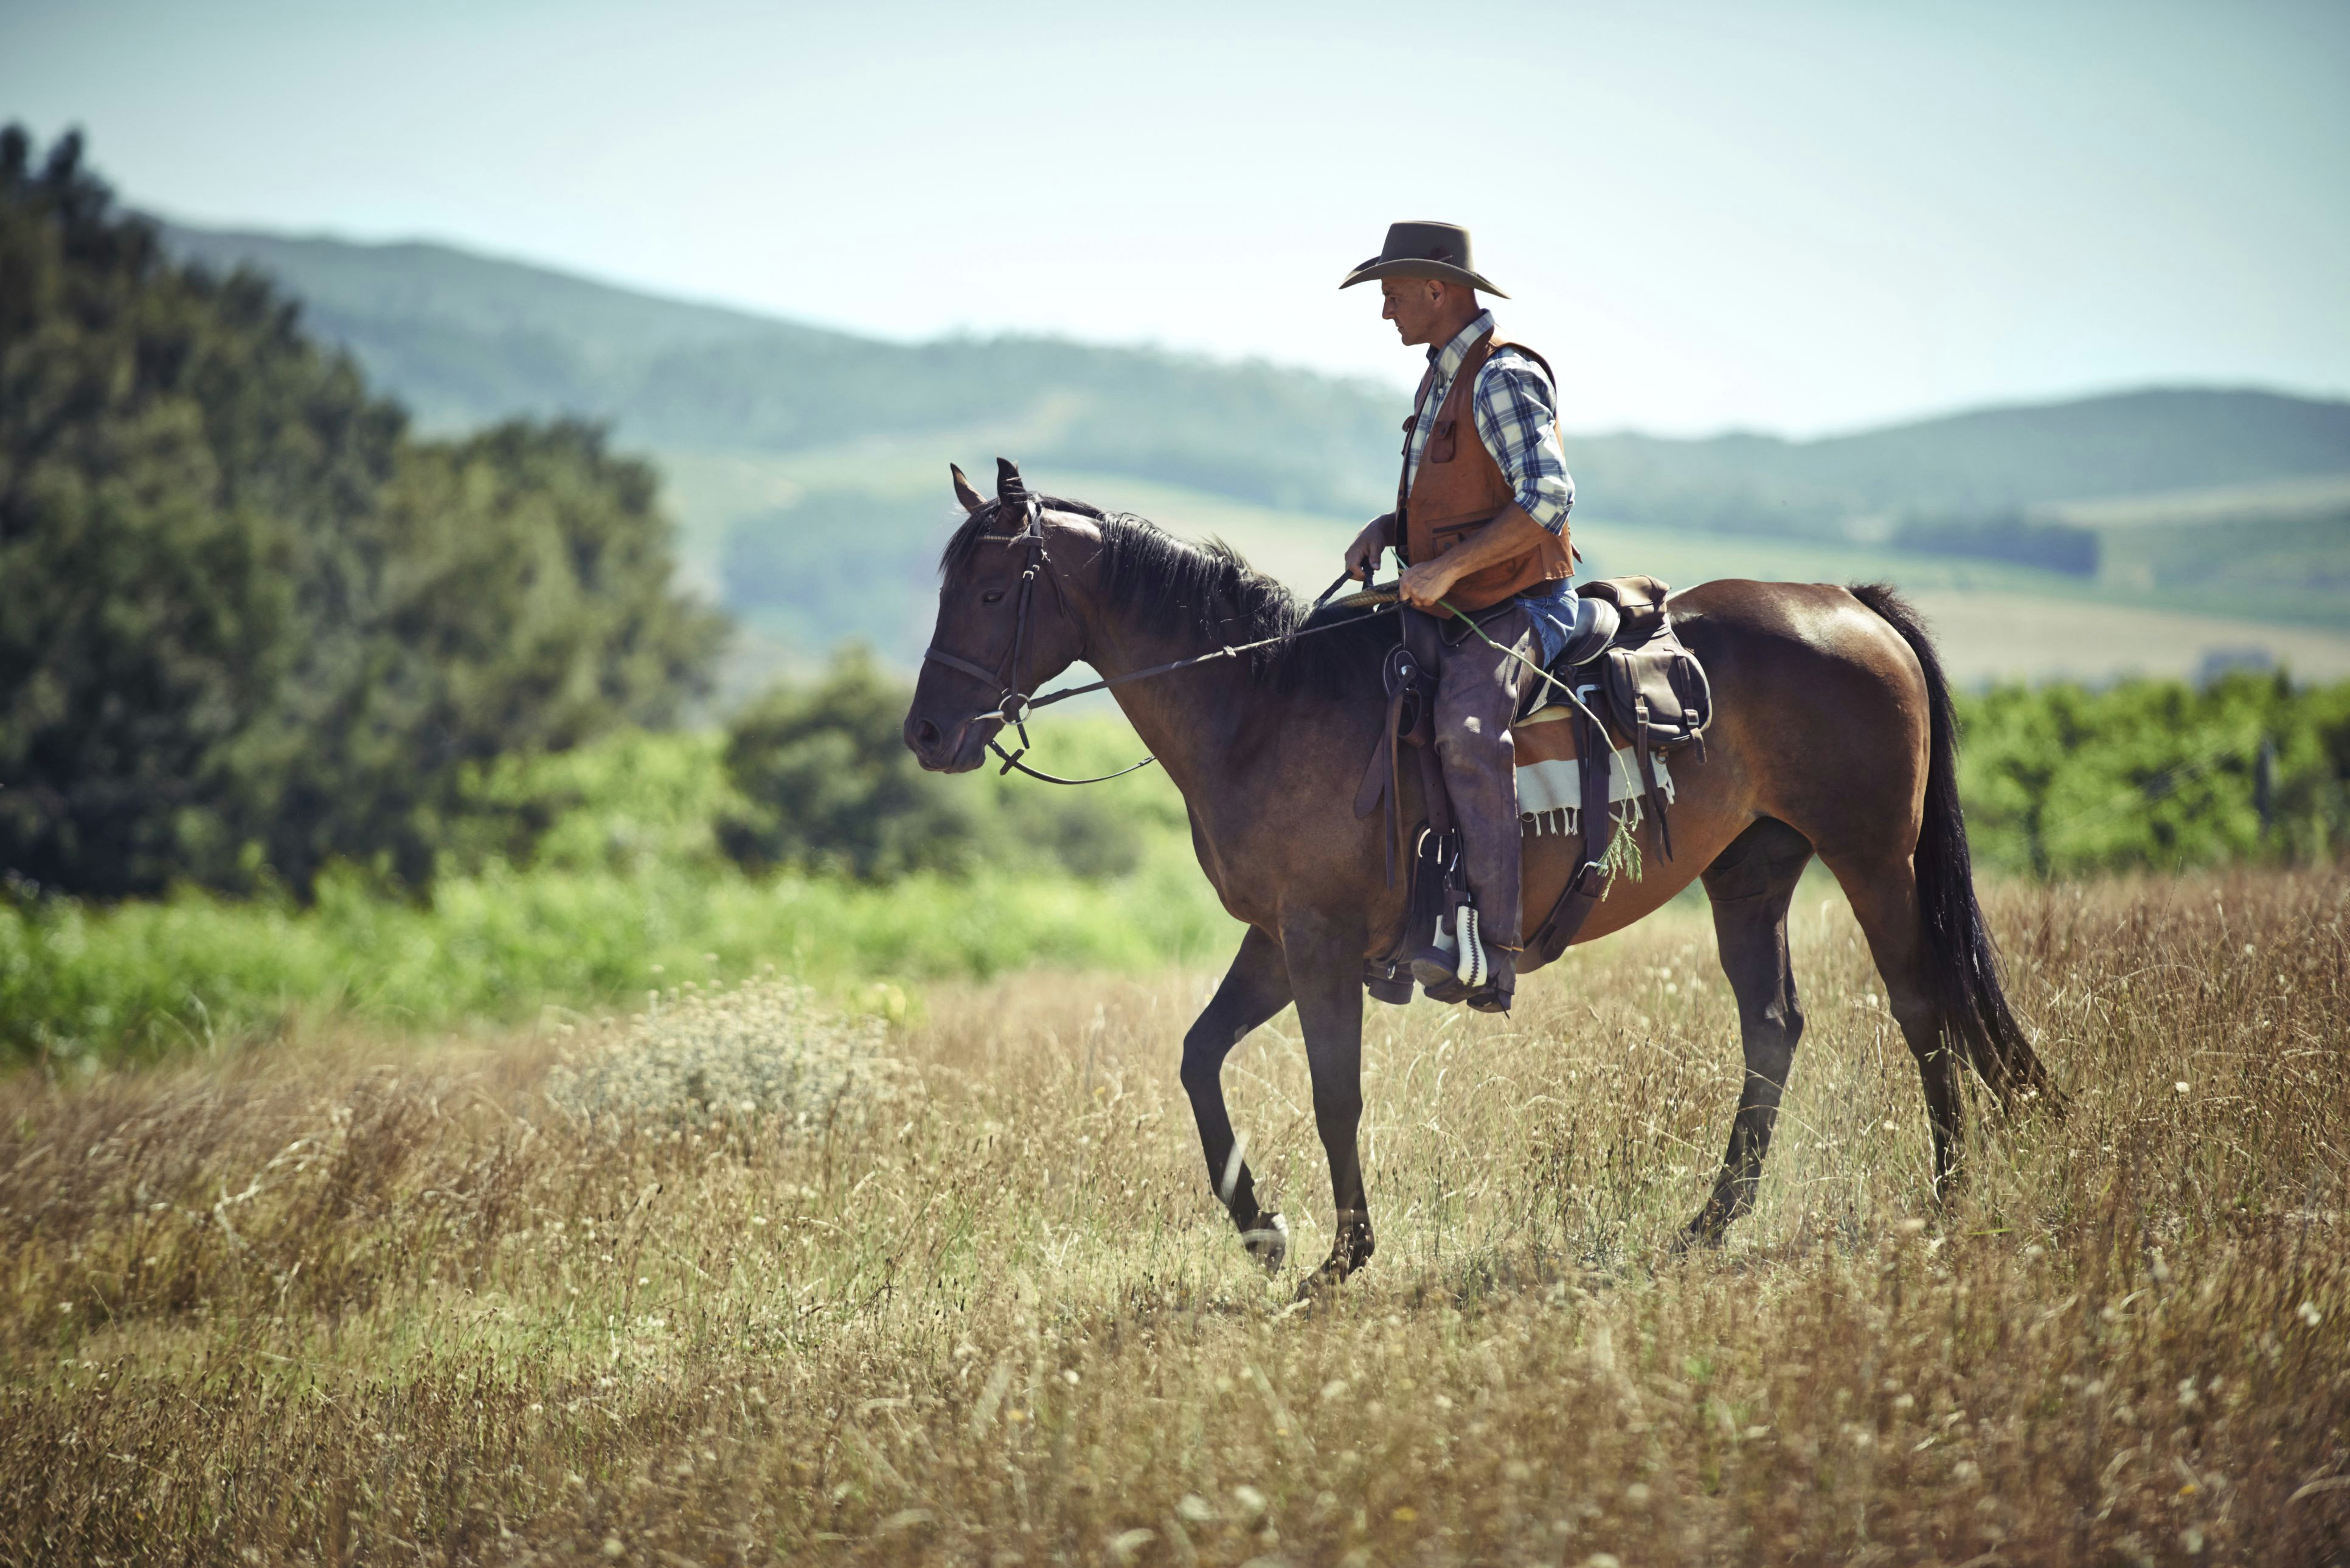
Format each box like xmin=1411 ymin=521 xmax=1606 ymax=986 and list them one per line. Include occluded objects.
xmin=921 ymin=499 xmax=1396 ymax=786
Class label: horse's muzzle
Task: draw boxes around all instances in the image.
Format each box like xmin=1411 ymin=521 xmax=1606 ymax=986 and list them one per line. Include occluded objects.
xmin=902 ymin=711 xmax=993 ymax=773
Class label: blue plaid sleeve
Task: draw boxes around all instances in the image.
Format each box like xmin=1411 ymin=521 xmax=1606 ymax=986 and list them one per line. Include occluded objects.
xmin=1470 ymin=352 xmax=1574 ymax=532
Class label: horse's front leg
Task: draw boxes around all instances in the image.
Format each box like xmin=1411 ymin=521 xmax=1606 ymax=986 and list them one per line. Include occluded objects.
xmin=1283 ymin=910 xmax=1374 ymax=1294
xmin=1179 ymin=927 xmax=1295 ymax=1269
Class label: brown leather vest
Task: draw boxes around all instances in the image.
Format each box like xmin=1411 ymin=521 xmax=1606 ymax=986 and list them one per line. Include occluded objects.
xmin=1397 ymin=333 xmax=1573 ymax=615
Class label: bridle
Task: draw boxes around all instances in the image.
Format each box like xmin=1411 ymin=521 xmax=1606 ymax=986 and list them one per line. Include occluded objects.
xmin=920 ymin=498 xmax=1154 ymax=785
xmin=921 ymin=498 xmax=1399 ymax=786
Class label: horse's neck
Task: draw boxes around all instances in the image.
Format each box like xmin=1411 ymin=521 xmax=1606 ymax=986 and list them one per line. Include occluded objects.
xmin=1082 ymin=612 xmax=1270 ymax=812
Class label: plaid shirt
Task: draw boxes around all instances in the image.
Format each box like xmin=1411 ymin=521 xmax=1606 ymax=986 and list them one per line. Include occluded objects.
xmin=1402 ymin=310 xmax=1579 ymax=658
xmin=1403 ymin=309 xmax=1575 ymax=533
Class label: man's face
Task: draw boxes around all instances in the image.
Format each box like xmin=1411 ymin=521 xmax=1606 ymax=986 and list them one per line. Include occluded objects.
xmin=1380 ymin=277 xmax=1454 ymax=347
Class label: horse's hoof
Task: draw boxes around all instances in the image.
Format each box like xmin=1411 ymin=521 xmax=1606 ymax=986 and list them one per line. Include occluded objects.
xmin=1295 ymin=1260 xmax=1350 ymax=1302
xmin=1674 ymin=1217 xmax=1729 ymax=1257
xmin=1294 ymin=1229 xmax=1374 ymax=1300
xmin=1241 ymin=1212 xmax=1289 ymax=1273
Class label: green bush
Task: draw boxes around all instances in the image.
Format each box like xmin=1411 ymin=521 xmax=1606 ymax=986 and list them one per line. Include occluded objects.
xmin=717 ymin=650 xmax=1154 ymax=881
xmin=9 ymin=671 xmax=2350 ymax=1065
xmin=718 ymin=648 xmax=982 ymax=879
xmin=0 ymin=713 xmax=1224 ymax=1065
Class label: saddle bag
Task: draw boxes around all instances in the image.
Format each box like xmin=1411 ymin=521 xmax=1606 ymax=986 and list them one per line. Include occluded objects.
xmin=1578 ymin=576 xmax=1713 ymax=753
xmin=1573 ymin=576 xmax=1713 ymax=863
xmin=1520 ymin=578 xmax=1716 ymax=966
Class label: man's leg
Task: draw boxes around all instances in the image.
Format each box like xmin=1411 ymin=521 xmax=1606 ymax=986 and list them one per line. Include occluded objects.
xmin=1430 ymin=604 xmax=1533 ymax=1008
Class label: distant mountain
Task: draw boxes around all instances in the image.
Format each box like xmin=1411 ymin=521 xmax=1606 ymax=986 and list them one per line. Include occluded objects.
xmin=162 ymin=223 xmax=2350 ymax=537
xmin=160 ymin=224 xmax=1405 ymax=517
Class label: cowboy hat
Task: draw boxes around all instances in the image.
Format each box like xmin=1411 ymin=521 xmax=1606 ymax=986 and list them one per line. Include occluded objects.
xmin=1338 ymin=220 xmax=1507 ymax=297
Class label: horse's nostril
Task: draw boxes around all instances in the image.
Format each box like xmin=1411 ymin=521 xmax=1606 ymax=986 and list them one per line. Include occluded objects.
xmin=912 ymin=718 xmax=942 ymax=750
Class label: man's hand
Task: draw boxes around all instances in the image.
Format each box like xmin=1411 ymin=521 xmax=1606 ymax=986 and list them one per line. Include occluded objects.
xmin=1399 ymin=554 xmax=1467 ymax=610
xmin=1343 ymin=514 xmax=1395 ymax=581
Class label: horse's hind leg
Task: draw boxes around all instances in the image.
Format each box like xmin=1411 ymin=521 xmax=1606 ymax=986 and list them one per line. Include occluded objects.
xmin=1688 ymin=817 xmax=1816 ymax=1245
xmin=1179 ymin=927 xmax=1295 ymax=1268
xmin=1820 ymin=848 xmax=1964 ymax=1197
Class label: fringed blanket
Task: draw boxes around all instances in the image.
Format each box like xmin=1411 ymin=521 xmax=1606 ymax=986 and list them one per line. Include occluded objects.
xmin=1514 ymin=706 xmax=1672 ymax=837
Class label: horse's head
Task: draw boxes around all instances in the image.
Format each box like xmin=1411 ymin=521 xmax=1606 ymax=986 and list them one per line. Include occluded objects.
xmin=903 ymin=458 xmax=1097 ymax=773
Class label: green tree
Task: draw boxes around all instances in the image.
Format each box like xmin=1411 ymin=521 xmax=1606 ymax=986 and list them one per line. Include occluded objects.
xmin=0 ymin=127 xmax=724 ymax=897
xmin=717 ymin=649 xmax=1150 ymax=883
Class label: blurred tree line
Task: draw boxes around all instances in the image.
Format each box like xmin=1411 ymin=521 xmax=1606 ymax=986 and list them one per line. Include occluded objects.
xmin=712 ymin=659 xmax=2350 ymax=887
xmin=1892 ymin=508 xmax=2100 ymax=576
xmin=0 ymin=129 xmax=1149 ymax=907
xmin=0 ymin=128 xmax=726 ymax=898
xmin=1954 ymin=672 xmax=2350 ymax=878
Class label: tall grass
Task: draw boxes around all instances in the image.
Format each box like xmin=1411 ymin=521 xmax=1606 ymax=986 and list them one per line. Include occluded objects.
xmin=3 ymin=870 xmax=2343 ymax=1563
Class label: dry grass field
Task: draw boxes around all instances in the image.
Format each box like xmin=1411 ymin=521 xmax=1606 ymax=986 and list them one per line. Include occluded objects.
xmin=4 ymin=871 xmax=2346 ymax=1566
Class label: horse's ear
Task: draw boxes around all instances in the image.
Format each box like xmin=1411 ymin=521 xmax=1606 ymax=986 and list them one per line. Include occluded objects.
xmin=949 ymin=463 xmax=985 ymax=516
xmin=995 ymin=457 xmax=1030 ymax=506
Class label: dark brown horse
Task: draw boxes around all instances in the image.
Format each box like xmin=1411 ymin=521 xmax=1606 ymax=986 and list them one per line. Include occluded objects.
xmin=904 ymin=462 xmax=2051 ymax=1289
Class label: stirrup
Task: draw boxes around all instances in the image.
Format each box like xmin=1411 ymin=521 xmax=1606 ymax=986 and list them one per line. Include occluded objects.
xmin=1409 ymin=907 xmax=1508 ymax=1002
xmin=1466 ymin=941 xmax=1518 ymax=1014
xmin=1407 ymin=907 xmax=1463 ymax=992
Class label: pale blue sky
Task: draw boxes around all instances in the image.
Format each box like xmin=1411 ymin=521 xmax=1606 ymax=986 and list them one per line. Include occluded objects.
xmin=6 ymin=0 xmax=2346 ymax=435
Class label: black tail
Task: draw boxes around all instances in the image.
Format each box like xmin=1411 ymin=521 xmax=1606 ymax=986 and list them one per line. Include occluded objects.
xmin=1849 ymin=584 xmax=2054 ymax=1107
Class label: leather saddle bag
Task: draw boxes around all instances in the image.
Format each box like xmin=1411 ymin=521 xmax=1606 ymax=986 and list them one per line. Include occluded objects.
xmin=1578 ymin=577 xmax=1713 ymax=750
xmin=1576 ymin=576 xmax=1712 ymax=860
xmin=1523 ymin=578 xmax=1715 ymax=964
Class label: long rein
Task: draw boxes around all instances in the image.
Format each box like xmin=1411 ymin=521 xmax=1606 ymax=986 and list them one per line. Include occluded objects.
xmin=921 ymin=502 xmax=1397 ymax=786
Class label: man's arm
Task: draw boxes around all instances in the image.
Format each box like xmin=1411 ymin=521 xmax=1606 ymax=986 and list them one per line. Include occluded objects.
xmin=1396 ymin=504 xmax=1553 ymax=609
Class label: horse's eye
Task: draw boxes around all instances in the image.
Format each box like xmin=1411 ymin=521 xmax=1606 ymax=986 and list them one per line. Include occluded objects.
xmin=982 ymin=590 xmax=1006 ymax=604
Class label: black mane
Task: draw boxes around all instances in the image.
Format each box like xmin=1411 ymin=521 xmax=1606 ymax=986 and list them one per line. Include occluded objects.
xmin=940 ymin=499 xmax=1392 ymax=697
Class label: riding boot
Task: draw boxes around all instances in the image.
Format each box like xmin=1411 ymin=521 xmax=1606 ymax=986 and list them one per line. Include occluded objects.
xmin=1450 ymin=765 xmax=1524 ymax=1012
xmin=1424 ymin=605 xmax=1534 ymax=1012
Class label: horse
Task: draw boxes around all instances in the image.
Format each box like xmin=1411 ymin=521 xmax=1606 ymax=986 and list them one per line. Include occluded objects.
xmin=904 ymin=460 xmax=2052 ymax=1291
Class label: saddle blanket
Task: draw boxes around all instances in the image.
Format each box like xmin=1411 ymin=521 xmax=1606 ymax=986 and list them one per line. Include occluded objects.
xmin=1514 ymin=706 xmax=1671 ymax=836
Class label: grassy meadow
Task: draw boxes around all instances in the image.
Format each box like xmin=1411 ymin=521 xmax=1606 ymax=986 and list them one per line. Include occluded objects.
xmin=23 ymin=140 xmax=2344 ymax=1564
xmin=4 ymin=869 xmax=2345 ymax=1564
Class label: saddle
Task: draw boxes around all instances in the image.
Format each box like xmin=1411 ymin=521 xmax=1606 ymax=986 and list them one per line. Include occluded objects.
xmin=1357 ymin=576 xmax=1714 ymax=1004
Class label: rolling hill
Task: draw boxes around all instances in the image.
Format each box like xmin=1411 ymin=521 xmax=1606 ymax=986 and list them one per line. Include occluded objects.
xmin=160 ymin=224 xmax=1406 ymax=517
xmin=162 ymin=223 xmax=2350 ymax=532
xmin=159 ymin=221 xmax=2350 ymax=687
